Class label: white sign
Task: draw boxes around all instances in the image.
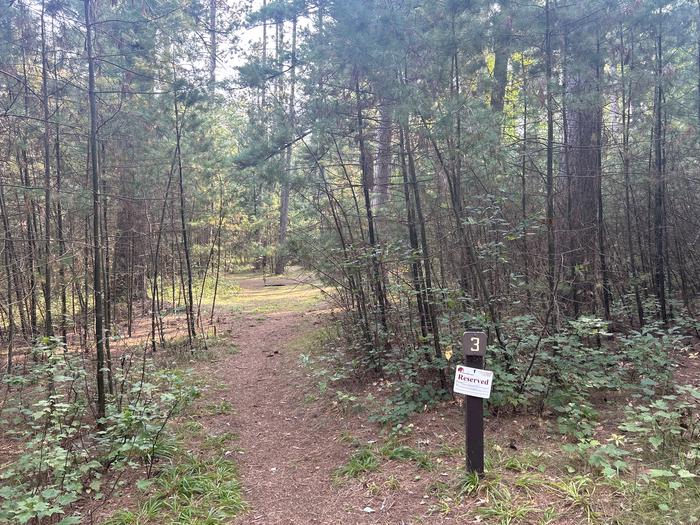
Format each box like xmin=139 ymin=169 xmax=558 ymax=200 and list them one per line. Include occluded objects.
xmin=453 ymin=365 xmax=493 ymax=399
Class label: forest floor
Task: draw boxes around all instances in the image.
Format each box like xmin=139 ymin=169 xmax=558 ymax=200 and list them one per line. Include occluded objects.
xmin=98 ymin=268 xmax=700 ymax=525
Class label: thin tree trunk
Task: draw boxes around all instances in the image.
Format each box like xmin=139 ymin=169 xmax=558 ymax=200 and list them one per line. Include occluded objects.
xmin=0 ymin=180 xmax=17 ymax=371
xmin=210 ymin=223 xmax=223 ymax=325
xmin=653 ymin=18 xmax=668 ymax=324
xmin=545 ymin=0 xmax=556 ymax=304
xmin=151 ymin=151 xmax=177 ymax=353
xmin=174 ymin=92 xmax=196 ymax=343
xmin=405 ymin=125 xmax=446 ymax=388
xmin=356 ymin=77 xmax=389 ymax=358
xmin=100 ymin=172 xmax=113 ymax=394
xmin=19 ymin=9 xmax=38 ymax=341
xmin=372 ymin=105 xmax=392 ymax=210
xmin=197 ymin=186 xmax=225 ymax=331
xmin=84 ymin=0 xmax=106 ymax=419
xmin=40 ymin=0 xmax=53 ymax=336
xmin=520 ymin=55 xmax=532 ymax=308
xmin=209 ymin=0 xmax=216 ymax=85
xmin=398 ymin=127 xmax=429 ymax=341
xmin=620 ymin=28 xmax=644 ymax=327
xmin=275 ymin=15 xmax=296 ymax=275
xmin=595 ymin=32 xmax=611 ymax=320
xmin=55 ymin=98 xmax=67 ymax=343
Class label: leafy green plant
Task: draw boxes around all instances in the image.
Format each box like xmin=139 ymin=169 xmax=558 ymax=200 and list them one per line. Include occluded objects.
xmin=562 ymin=437 xmax=631 ymax=477
xmin=553 ymin=397 xmax=598 ymax=439
xmin=332 ymin=390 xmax=363 ymax=416
xmin=370 ymin=351 xmax=448 ymax=424
xmin=545 ymin=475 xmax=597 ymax=523
xmin=455 ymin=470 xmax=480 ymax=498
xmin=0 ymin=339 xmax=200 ymax=524
xmin=619 ymin=386 xmax=699 ymax=455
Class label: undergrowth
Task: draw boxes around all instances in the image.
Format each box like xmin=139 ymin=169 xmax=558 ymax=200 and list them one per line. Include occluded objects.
xmin=0 ymin=337 xmax=199 ymax=524
xmin=306 ymin=306 xmax=699 ymax=523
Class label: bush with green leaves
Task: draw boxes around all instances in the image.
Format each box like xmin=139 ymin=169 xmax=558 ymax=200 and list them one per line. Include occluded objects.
xmin=563 ymin=383 xmax=699 ymax=480
xmin=0 ymin=338 xmax=199 ymax=524
xmin=370 ymin=346 xmax=449 ymax=425
xmin=492 ymin=316 xmax=684 ymax=418
xmin=619 ymin=384 xmax=700 ymax=459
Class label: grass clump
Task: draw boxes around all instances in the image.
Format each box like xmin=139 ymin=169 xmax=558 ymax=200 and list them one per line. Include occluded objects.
xmin=334 ymin=448 xmax=380 ymax=479
xmin=380 ymin=442 xmax=434 ymax=470
xmin=203 ymin=432 xmax=238 ymax=452
xmin=105 ymin=456 xmax=246 ymax=524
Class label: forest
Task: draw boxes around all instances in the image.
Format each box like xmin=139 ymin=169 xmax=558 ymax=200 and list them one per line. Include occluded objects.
xmin=0 ymin=0 xmax=699 ymax=523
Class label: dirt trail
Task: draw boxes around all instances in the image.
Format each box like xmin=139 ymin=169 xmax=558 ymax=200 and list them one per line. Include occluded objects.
xmin=195 ymin=275 xmax=378 ymax=524
xmin=191 ymin=272 xmax=476 ymax=524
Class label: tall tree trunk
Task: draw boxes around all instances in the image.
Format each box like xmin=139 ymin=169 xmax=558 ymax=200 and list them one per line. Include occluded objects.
xmin=0 ymin=180 xmax=18 ymax=371
xmin=100 ymin=172 xmax=114 ymax=394
xmin=209 ymin=0 xmax=217 ymax=85
xmin=19 ymin=32 xmax=38 ymax=340
xmin=653 ymin=18 xmax=668 ymax=324
xmin=174 ymin=90 xmax=196 ymax=343
xmin=0 ymin=178 xmax=28 ymax=342
xmin=399 ymin=127 xmax=429 ymax=341
xmin=261 ymin=0 xmax=267 ymax=109
xmin=405 ymin=125 xmax=446 ymax=388
xmin=545 ymin=0 xmax=556 ymax=305
xmin=210 ymin=223 xmax=223 ymax=325
xmin=84 ymin=0 xmax=106 ymax=419
xmin=490 ymin=0 xmax=510 ymax=116
xmin=594 ymin=32 xmax=611 ymax=320
xmin=51 ymin=14 xmax=67 ymax=345
xmin=40 ymin=0 xmax=53 ymax=336
xmin=151 ymin=151 xmax=177 ymax=353
xmin=372 ymin=104 xmax=392 ymax=210
xmin=619 ymin=27 xmax=644 ymax=327
xmin=356 ymin=77 xmax=389 ymax=359
xmin=276 ymin=15 xmax=296 ymax=275
xmin=564 ymin=13 xmax=600 ymax=317
xmin=520 ymin=55 xmax=532 ymax=308
xmin=197 ymin=184 xmax=225 ymax=330
xmin=54 ymin=42 xmax=68 ymax=343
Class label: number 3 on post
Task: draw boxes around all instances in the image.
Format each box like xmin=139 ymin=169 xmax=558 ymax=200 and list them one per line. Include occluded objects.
xmin=464 ymin=332 xmax=486 ymax=357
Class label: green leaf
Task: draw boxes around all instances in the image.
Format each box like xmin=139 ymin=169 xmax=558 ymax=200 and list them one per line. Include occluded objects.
xmin=57 ymin=516 xmax=83 ymax=525
xmin=602 ymin=465 xmax=617 ymax=478
xmin=136 ymin=479 xmax=153 ymax=491
xmin=41 ymin=487 xmax=61 ymax=500
xmin=648 ymin=469 xmax=674 ymax=478
xmin=676 ymin=469 xmax=697 ymax=479
xmin=648 ymin=436 xmax=663 ymax=449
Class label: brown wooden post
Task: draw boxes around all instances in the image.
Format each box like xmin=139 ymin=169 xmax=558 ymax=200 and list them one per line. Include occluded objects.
xmin=462 ymin=331 xmax=487 ymax=475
